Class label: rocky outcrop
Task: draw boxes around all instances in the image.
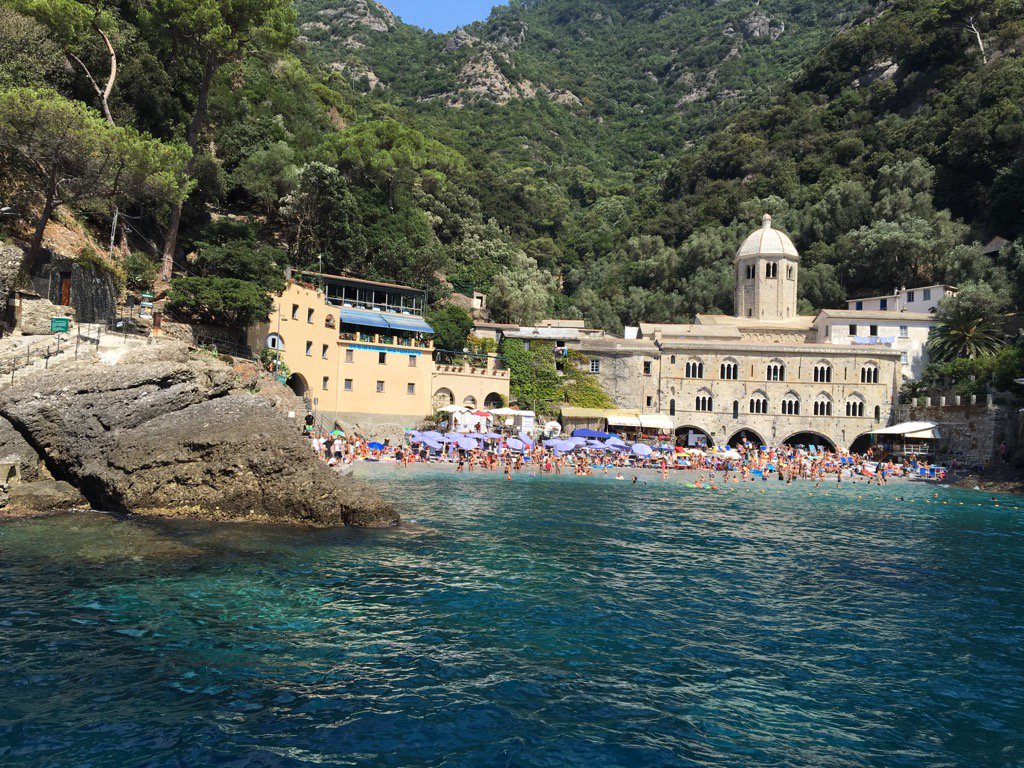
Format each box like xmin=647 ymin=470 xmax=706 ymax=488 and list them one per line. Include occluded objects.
xmin=317 ymin=0 xmax=395 ymax=34
xmin=740 ymin=10 xmax=785 ymax=41
xmin=0 ymin=343 xmax=398 ymax=527
xmin=445 ymin=29 xmax=479 ymax=52
xmin=0 ymin=415 xmax=46 ymax=481
xmin=7 ymin=481 xmax=87 ymax=515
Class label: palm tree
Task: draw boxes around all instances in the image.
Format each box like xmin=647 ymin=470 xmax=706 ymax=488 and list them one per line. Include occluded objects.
xmin=927 ymin=304 xmax=1004 ymax=362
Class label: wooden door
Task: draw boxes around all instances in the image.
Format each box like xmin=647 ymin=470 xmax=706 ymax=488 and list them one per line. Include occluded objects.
xmin=59 ymin=273 xmax=72 ymax=306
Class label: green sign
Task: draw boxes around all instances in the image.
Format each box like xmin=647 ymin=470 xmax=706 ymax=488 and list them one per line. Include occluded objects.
xmin=50 ymin=317 xmax=70 ymax=333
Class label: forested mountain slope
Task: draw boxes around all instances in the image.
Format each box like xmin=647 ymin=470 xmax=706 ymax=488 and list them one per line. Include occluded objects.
xmin=1 ymin=0 xmax=1022 ymax=339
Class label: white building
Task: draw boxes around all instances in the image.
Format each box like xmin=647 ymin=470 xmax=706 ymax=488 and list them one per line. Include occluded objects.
xmin=812 ymin=310 xmax=938 ymax=381
xmin=847 ymin=284 xmax=957 ymax=314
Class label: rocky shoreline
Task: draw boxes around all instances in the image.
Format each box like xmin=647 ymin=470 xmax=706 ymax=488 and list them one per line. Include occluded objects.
xmin=0 ymin=341 xmax=398 ymax=527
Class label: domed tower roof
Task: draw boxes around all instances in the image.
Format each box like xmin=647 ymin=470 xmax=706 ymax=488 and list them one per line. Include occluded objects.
xmin=734 ymin=214 xmax=799 ymax=262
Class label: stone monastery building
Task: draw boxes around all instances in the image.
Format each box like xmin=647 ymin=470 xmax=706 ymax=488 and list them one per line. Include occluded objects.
xmin=578 ymin=215 xmax=902 ymax=452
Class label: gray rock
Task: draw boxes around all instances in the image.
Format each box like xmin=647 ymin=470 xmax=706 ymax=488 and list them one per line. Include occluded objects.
xmin=0 ymin=415 xmax=44 ymax=480
xmin=0 ymin=355 xmax=398 ymax=527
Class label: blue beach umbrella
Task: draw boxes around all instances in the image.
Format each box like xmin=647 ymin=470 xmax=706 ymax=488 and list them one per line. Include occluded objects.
xmin=367 ymin=441 xmax=385 ymax=451
xmin=631 ymin=443 xmax=653 ymax=457
xmin=518 ymin=432 xmax=534 ymax=448
xmin=606 ymin=436 xmax=626 ymax=446
xmin=507 ymin=438 xmax=525 ymax=451
xmin=543 ymin=438 xmax=562 ymax=448
xmin=456 ymin=437 xmax=478 ymax=451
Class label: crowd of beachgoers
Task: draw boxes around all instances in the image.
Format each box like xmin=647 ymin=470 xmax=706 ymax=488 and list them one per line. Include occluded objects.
xmin=304 ymin=419 xmax=943 ymax=487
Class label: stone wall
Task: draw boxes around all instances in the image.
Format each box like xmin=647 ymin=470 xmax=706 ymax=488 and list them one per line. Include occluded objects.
xmin=18 ymin=296 xmax=75 ymax=335
xmin=896 ymin=403 xmax=1019 ymax=467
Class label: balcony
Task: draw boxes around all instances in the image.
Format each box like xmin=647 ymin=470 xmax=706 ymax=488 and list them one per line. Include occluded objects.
xmin=339 ymin=332 xmax=433 ymax=350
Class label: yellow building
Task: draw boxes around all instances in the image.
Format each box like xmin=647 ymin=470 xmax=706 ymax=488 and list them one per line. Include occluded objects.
xmin=249 ymin=273 xmax=509 ymax=430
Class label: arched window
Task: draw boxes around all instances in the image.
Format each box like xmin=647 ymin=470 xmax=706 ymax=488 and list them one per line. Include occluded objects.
xmin=766 ymin=361 xmax=785 ymax=382
xmin=874 ymin=405 xmax=881 ymax=422
xmin=720 ymin=360 xmax=738 ymax=380
xmin=845 ymin=395 xmax=865 ymax=418
xmin=813 ymin=394 xmax=833 ymax=417
xmin=861 ymin=364 xmax=880 ymax=384
xmin=732 ymin=400 xmax=739 ymax=419
xmin=786 ymin=265 xmax=794 ymax=280
xmin=463 ymin=395 xmax=477 ymax=408
xmin=749 ymin=393 xmax=768 ymax=414
xmin=670 ymin=355 xmax=676 ymax=365
xmin=266 ymin=333 xmax=284 ymax=350
xmin=695 ymin=392 xmax=713 ymax=412
xmin=745 ymin=264 xmax=755 ymax=279
xmin=813 ymin=362 xmax=832 ymax=383
xmin=685 ymin=360 xmax=704 ymax=379
xmin=781 ymin=393 xmax=800 ymax=415
xmin=669 ymin=399 xmax=676 ymax=416
xmin=765 ymin=262 xmax=778 ymax=279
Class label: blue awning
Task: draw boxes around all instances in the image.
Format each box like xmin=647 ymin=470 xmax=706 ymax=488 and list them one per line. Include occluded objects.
xmin=338 ymin=308 xmax=392 ymax=330
xmin=385 ymin=314 xmax=433 ymax=334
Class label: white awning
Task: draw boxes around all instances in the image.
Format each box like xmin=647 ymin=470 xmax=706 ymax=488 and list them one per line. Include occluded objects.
xmin=869 ymin=421 xmax=941 ymax=440
xmin=607 ymin=413 xmax=642 ymax=428
xmin=639 ymin=414 xmax=674 ymax=431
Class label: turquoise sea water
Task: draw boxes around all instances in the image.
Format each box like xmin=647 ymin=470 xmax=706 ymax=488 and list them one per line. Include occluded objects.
xmin=2 ymin=469 xmax=1024 ymax=767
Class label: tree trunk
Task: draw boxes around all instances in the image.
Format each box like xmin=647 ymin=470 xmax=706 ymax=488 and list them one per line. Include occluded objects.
xmin=27 ymin=168 xmax=59 ymax=272
xmin=967 ymin=19 xmax=988 ymax=64
xmin=160 ymin=54 xmax=217 ymax=283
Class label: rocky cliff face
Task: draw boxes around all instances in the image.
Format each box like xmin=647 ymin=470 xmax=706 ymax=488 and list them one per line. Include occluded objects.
xmin=0 ymin=342 xmax=398 ymax=527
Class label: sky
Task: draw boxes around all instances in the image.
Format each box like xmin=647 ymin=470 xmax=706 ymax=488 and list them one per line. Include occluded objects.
xmin=382 ymin=0 xmax=508 ymax=32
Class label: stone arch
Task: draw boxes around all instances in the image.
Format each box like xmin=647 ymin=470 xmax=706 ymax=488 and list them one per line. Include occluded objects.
xmin=727 ymin=429 xmax=764 ymax=448
xmin=849 ymin=432 xmax=875 ymax=454
xmin=675 ymin=425 xmax=714 ymax=448
xmin=484 ymin=392 xmax=504 ymax=409
xmin=286 ymin=373 xmax=308 ymax=397
xmin=782 ymin=431 xmax=837 ymax=452
xmin=433 ymin=388 xmax=454 ymax=409
xmin=462 ymin=395 xmax=477 ymax=408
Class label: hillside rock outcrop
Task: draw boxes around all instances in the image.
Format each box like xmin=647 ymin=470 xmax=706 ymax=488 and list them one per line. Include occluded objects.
xmin=0 ymin=345 xmax=397 ymax=527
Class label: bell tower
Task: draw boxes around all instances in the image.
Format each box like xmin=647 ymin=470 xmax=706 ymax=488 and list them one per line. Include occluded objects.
xmin=734 ymin=214 xmax=800 ymax=321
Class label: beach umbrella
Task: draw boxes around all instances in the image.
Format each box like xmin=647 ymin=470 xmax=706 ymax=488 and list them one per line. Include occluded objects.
xmin=518 ymin=432 xmax=534 ymax=448
xmin=407 ymin=431 xmax=422 ymax=442
xmin=329 ymin=429 xmax=344 ymax=436
xmin=553 ymin=440 xmax=578 ymax=453
xmin=657 ymin=443 xmax=674 ymax=452
xmin=456 ymin=437 xmax=478 ymax=451
xmin=367 ymin=441 xmax=385 ymax=451
xmin=606 ymin=436 xmax=626 ymax=446
xmin=422 ymin=437 xmax=443 ymax=451
xmin=563 ymin=436 xmax=588 ymax=447
xmin=443 ymin=433 xmax=462 ymax=443
xmin=507 ymin=438 xmax=525 ymax=451
xmin=542 ymin=438 xmax=562 ymax=448
xmin=631 ymin=443 xmax=653 ymax=457
xmin=483 ymin=432 xmax=502 ymax=439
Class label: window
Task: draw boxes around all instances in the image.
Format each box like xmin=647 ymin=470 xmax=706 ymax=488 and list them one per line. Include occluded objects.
xmin=869 ymin=325 xmax=878 ymax=336
xmin=322 ymin=376 xmax=329 ymax=390
xmin=321 ymin=344 xmax=328 ymax=359
xmin=643 ymin=361 xmax=653 ymax=376
xmin=766 ymin=363 xmax=785 ymax=382
xmin=266 ymin=333 xmax=283 ymax=350
xmin=344 ymin=378 xmax=353 ymax=391
xmin=745 ymin=264 xmax=755 ymax=279
xmin=923 ymin=288 xmax=932 ymax=301
xmin=407 ymin=383 xmax=416 ymax=395
xmin=855 ymin=301 xmax=863 ymax=310
xmin=787 ymin=265 xmax=794 ymax=280
xmin=900 ymin=352 xmax=908 ymax=365
xmin=907 ymin=290 xmax=915 ymax=302
xmin=670 ymin=355 xmax=676 ymax=365
xmin=669 ymin=399 xmax=676 ymax=416
xmin=307 ymin=308 xmax=314 ymax=324
xmin=765 ymin=262 xmax=778 ymax=278
xmin=781 ymin=394 xmax=800 ymax=415
xmin=376 ymin=380 xmax=385 ymax=393
xmin=813 ymin=363 xmax=832 ymax=383
xmin=747 ymin=308 xmax=753 ymax=318
xmin=813 ymin=397 xmax=833 ymax=417
xmin=409 ymin=355 xmax=417 ymax=367
xmin=291 ymin=304 xmax=298 ymax=320
xmin=846 ymin=399 xmax=865 ymax=417
xmin=749 ymin=396 xmax=768 ymax=414
xmin=695 ymin=394 xmax=713 ymax=412
xmin=345 ymin=349 xmax=354 ymax=363
xmin=880 ymin=298 xmax=888 ymax=310
xmin=849 ymin=324 xmax=857 ymax=336
xmin=378 ymin=352 xmax=387 ymax=365
xmin=861 ymin=364 xmax=880 ymax=384
xmin=305 ymin=341 xmax=312 ymax=356
xmin=720 ymin=361 xmax=738 ymax=380
xmin=646 ymin=396 xmax=653 ymax=407
xmin=899 ymin=325 xmax=908 ymax=338
xmin=732 ymin=400 xmax=739 ymax=419
xmin=590 ymin=359 xmax=601 ymax=374
xmin=685 ymin=360 xmax=704 ymax=378
xmin=874 ymin=405 xmax=881 ymax=422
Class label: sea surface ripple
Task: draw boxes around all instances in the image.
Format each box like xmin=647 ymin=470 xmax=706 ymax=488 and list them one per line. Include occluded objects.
xmin=2 ymin=469 xmax=1023 ymax=767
